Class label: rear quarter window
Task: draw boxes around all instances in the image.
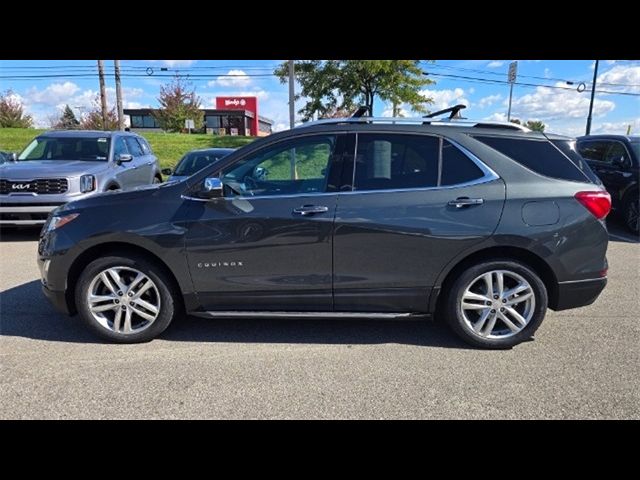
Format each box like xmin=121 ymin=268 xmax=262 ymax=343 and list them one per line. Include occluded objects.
xmin=473 ymin=135 xmax=591 ymax=183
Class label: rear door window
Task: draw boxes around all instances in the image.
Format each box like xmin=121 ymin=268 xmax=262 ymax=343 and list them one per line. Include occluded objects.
xmin=577 ymin=141 xmax=610 ymax=163
xmin=441 ymin=140 xmax=484 ymax=186
xmin=124 ymin=137 xmax=144 ymax=157
xmin=473 ymin=135 xmax=591 ymax=183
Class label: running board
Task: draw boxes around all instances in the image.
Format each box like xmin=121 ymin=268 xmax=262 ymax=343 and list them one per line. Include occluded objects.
xmin=191 ymin=311 xmax=429 ymax=320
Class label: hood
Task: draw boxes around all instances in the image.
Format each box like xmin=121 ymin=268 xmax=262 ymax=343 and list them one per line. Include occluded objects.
xmin=58 ymin=179 xmax=183 ymax=213
xmin=0 ymin=160 xmax=109 ymax=179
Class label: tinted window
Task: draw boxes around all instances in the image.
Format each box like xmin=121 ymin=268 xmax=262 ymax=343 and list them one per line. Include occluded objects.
xmin=354 ymin=134 xmax=439 ymax=190
xmin=18 ymin=136 xmax=110 ymax=162
xmin=142 ymin=116 xmax=157 ymax=128
xmin=221 ymin=136 xmax=335 ymax=197
xmin=552 ymin=140 xmax=601 ymax=184
xmin=441 ymin=140 xmax=484 ymax=186
xmin=604 ymin=142 xmax=631 ymax=165
xmin=630 ymin=141 xmax=639 ymax=159
xmin=474 ymin=135 xmax=589 ymax=183
xmin=174 ymin=151 xmax=231 ymax=176
xmin=113 ymin=137 xmax=128 ymax=157
xmin=131 ymin=115 xmax=144 ymax=128
xmin=577 ymin=141 xmax=609 ymax=163
xmin=124 ymin=137 xmax=143 ymax=157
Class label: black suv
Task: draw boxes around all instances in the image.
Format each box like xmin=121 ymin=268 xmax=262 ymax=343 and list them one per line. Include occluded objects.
xmin=38 ymin=116 xmax=610 ymax=349
xmin=576 ymin=135 xmax=639 ymax=234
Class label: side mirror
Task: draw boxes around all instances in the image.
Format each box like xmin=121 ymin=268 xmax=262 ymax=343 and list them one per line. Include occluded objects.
xmin=161 ymin=168 xmax=173 ymax=176
xmin=200 ymin=177 xmax=223 ymax=199
xmin=116 ymin=153 xmax=133 ymax=165
xmin=9 ymin=152 xmax=17 ymax=162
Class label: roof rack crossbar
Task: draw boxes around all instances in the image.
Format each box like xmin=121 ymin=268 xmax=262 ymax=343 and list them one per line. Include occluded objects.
xmin=423 ymin=103 xmax=467 ymax=120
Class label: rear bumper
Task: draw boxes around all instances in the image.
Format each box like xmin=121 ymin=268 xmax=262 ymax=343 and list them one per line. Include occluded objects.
xmin=552 ymin=277 xmax=607 ymax=311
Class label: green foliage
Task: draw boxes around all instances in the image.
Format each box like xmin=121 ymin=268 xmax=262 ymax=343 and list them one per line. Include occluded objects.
xmin=275 ymin=60 xmax=434 ymax=120
xmin=79 ymin=95 xmax=119 ymax=130
xmin=53 ymin=105 xmax=80 ymax=129
xmin=0 ymin=128 xmax=255 ymax=171
xmin=153 ymin=75 xmax=204 ymax=132
xmin=0 ymin=90 xmax=34 ymax=128
xmin=510 ymin=118 xmax=546 ymax=132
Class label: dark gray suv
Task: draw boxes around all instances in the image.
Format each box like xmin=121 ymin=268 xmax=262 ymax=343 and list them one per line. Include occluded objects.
xmin=37 ymin=116 xmax=610 ymax=348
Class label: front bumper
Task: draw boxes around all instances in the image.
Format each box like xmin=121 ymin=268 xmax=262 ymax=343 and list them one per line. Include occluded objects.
xmin=553 ymin=277 xmax=607 ymax=311
xmin=41 ymin=283 xmax=71 ymax=315
xmin=0 ymin=204 xmax=62 ymax=225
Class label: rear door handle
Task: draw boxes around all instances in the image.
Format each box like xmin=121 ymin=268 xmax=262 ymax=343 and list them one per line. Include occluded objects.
xmin=293 ymin=205 xmax=329 ymax=216
xmin=448 ymin=197 xmax=484 ymax=208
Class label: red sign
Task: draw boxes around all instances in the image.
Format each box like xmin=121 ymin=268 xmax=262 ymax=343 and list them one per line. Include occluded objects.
xmin=216 ymin=96 xmax=258 ymax=136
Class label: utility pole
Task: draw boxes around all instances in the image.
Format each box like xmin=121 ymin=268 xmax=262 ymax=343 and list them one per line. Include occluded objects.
xmin=585 ymin=60 xmax=599 ymax=136
xmin=507 ymin=61 xmax=518 ymax=122
xmin=114 ymin=60 xmax=124 ymax=131
xmin=288 ymin=60 xmax=295 ymax=129
xmin=97 ymin=60 xmax=108 ymax=130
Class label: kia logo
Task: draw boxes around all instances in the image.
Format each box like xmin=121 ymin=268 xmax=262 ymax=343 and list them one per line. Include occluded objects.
xmin=11 ymin=183 xmax=31 ymax=190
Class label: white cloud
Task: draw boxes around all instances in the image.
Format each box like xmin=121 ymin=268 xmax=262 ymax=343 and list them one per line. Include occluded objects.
xmin=544 ymin=68 xmax=552 ymax=78
xmin=272 ymin=122 xmax=288 ymax=132
xmin=487 ymin=61 xmax=504 ymax=68
xmin=478 ymin=94 xmax=502 ymax=109
xmin=208 ymin=69 xmax=251 ymax=88
xmin=150 ymin=60 xmax=196 ymax=68
xmin=508 ymin=82 xmax=615 ymax=121
xmin=593 ymin=118 xmax=640 ymax=135
xmin=25 ymin=82 xmax=81 ymax=105
xmin=484 ymin=112 xmax=508 ymax=122
xmin=381 ymin=105 xmax=412 ymax=117
xmin=420 ymin=87 xmax=470 ymax=111
xmin=606 ymin=60 xmax=617 ymax=65
xmin=597 ymin=64 xmax=640 ymax=93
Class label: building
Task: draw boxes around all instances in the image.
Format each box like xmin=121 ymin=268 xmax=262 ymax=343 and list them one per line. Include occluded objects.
xmin=124 ymin=96 xmax=273 ymax=136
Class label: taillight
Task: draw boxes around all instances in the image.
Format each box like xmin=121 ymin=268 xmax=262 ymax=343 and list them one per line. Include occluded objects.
xmin=575 ymin=191 xmax=611 ymax=219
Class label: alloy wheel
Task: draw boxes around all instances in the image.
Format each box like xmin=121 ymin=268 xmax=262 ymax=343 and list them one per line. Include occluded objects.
xmin=87 ymin=266 xmax=161 ymax=334
xmin=460 ymin=270 xmax=536 ymax=339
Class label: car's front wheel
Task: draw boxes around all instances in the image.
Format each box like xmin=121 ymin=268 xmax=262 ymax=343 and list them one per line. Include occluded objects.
xmin=75 ymin=255 xmax=179 ymax=343
xmin=443 ymin=260 xmax=548 ymax=349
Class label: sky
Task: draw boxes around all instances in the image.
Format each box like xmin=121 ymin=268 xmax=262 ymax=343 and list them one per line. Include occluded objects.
xmin=1 ymin=59 xmax=639 ymax=136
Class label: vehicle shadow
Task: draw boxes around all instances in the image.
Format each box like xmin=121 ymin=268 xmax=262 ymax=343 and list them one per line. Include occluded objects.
xmin=0 ymin=280 xmax=469 ymax=349
xmin=0 ymin=227 xmax=42 ymax=242
xmin=606 ymin=216 xmax=639 ymax=244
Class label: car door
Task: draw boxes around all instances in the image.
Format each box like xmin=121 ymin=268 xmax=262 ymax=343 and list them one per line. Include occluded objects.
xmin=124 ymin=136 xmax=150 ymax=185
xmin=333 ymin=133 xmax=506 ymax=312
xmin=184 ymin=133 xmax=349 ymax=312
xmin=578 ymin=140 xmax=631 ymax=204
xmin=111 ymin=136 xmax=136 ymax=189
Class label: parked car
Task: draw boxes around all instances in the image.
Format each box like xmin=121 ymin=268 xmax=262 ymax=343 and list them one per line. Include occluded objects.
xmin=576 ymin=135 xmax=639 ymax=234
xmin=0 ymin=130 xmax=162 ymax=226
xmin=38 ymin=115 xmax=610 ymax=349
xmin=162 ymin=148 xmax=236 ymax=182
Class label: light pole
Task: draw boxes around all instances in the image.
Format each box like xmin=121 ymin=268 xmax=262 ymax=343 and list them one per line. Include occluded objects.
xmin=585 ymin=60 xmax=599 ymax=136
xmin=288 ymin=60 xmax=295 ymax=129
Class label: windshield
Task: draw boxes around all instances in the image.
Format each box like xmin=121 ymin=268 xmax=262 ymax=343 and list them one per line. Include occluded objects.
xmin=173 ymin=150 xmax=231 ymax=176
xmin=18 ymin=136 xmax=110 ymax=162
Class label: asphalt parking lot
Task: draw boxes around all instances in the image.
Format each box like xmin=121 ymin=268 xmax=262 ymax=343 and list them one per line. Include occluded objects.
xmin=1 ymin=219 xmax=638 ymax=419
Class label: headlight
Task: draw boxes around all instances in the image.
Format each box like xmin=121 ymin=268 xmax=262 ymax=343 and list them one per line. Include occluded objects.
xmin=44 ymin=213 xmax=80 ymax=233
xmin=80 ymin=175 xmax=96 ymax=193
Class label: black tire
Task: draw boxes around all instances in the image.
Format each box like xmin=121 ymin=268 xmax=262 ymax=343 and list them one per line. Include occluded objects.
xmin=623 ymin=194 xmax=639 ymax=235
xmin=75 ymin=254 xmax=180 ymax=343
xmin=443 ymin=259 xmax=548 ymax=349
xmin=153 ymin=176 xmax=162 ymax=184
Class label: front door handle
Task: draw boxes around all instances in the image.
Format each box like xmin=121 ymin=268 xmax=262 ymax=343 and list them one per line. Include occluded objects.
xmin=293 ymin=205 xmax=329 ymax=216
xmin=448 ymin=197 xmax=484 ymax=208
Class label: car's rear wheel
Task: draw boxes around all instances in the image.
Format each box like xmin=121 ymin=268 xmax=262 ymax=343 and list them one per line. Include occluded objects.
xmin=444 ymin=259 xmax=548 ymax=349
xmin=75 ymin=255 xmax=179 ymax=343
xmin=623 ymin=194 xmax=639 ymax=235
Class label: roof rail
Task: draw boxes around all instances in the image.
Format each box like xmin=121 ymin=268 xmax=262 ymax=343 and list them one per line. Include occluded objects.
xmin=295 ymin=117 xmax=531 ymax=132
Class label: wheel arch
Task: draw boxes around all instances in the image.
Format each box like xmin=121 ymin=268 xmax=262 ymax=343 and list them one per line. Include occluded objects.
xmin=430 ymin=245 xmax=559 ymax=314
xmin=65 ymin=242 xmax=184 ymax=315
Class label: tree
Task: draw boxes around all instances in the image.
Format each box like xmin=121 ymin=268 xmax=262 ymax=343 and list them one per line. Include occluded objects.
xmin=0 ymin=90 xmax=33 ymax=128
xmin=275 ymin=60 xmax=434 ymax=121
xmin=153 ymin=75 xmax=204 ymax=132
xmin=79 ymin=95 xmax=119 ymax=130
xmin=510 ymin=118 xmax=546 ymax=132
xmin=52 ymin=105 xmax=80 ymax=129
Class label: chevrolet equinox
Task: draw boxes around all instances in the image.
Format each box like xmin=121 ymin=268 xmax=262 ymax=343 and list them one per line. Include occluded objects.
xmin=38 ymin=115 xmax=610 ymax=348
